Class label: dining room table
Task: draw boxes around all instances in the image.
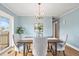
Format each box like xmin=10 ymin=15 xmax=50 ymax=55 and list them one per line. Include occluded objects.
xmin=17 ymin=38 xmax=63 ymax=56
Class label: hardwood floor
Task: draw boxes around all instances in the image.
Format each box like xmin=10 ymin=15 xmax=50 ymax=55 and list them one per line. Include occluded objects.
xmin=65 ymin=46 xmax=79 ymax=56
xmin=16 ymin=45 xmax=79 ymax=56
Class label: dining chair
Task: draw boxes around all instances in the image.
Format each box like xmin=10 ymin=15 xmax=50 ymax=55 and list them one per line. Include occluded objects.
xmin=32 ymin=36 xmax=48 ymax=56
xmin=13 ymin=34 xmax=24 ymax=56
xmin=52 ymin=34 xmax=68 ymax=56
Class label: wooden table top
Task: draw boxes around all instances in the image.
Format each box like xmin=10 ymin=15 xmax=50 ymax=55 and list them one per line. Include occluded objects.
xmin=17 ymin=38 xmax=63 ymax=43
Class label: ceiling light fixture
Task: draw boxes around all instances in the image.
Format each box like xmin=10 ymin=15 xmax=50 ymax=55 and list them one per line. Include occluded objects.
xmin=34 ymin=3 xmax=44 ymax=34
xmin=36 ymin=3 xmax=44 ymax=21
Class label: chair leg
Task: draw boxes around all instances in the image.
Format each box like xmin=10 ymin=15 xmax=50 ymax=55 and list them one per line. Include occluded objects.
xmin=32 ymin=54 xmax=34 ymax=56
xmin=26 ymin=52 xmax=28 ymax=56
xmin=50 ymin=45 xmax=52 ymax=52
xmin=63 ymin=51 xmax=65 ymax=56
xmin=19 ymin=51 xmax=21 ymax=53
xmin=51 ymin=46 xmax=55 ymax=55
xmin=51 ymin=50 xmax=54 ymax=55
xmin=31 ymin=51 xmax=34 ymax=56
xmin=59 ymin=51 xmax=60 ymax=53
xmin=15 ymin=51 xmax=17 ymax=56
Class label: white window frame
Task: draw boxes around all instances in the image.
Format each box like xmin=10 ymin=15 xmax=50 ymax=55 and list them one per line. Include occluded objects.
xmin=0 ymin=10 xmax=14 ymax=54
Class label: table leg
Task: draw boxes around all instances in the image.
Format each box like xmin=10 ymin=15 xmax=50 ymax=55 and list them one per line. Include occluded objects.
xmin=28 ymin=43 xmax=30 ymax=52
xmin=26 ymin=44 xmax=28 ymax=56
xmin=54 ymin=43 xmax=57 ymax=56
xmin=27 ymin=44 xmax=29 ymax=52
xmin=23 ymin=43 xmax=26 ymax=56
xmin=48 ymin=42 xmax=50 ymax=51
xmin=48 ymin=42 xmax=49 ymax=49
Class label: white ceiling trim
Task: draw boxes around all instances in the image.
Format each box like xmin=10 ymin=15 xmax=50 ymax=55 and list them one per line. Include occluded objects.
xmin=60 ymin=6 xmax=79 ymax=18
xmin=1 ymin=3 xmax=17 ymax=16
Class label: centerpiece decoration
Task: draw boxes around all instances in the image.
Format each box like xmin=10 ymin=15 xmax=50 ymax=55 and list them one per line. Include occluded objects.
xmin=34 ymin=23 xmax=43 ymax=33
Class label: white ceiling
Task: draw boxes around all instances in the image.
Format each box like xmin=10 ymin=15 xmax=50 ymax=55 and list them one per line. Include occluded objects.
xmin=2 ymin=3 xmax=79 ymax=17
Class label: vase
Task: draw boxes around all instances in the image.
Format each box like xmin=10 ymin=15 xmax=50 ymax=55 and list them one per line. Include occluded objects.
xmin=36 ymin=31 xmax=43 ymax=38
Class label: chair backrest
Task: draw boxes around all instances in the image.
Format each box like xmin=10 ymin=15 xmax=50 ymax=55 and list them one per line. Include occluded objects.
xmin=63 ymin=34 xmax=68 ymax=45
xmin=13 ymin=34 xmax=20 ymax=46
xmin=33 ymin=37 xmax=48 ymax=56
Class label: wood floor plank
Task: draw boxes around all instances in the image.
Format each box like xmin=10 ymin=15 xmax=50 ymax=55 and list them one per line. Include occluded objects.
xmin=15 ymin=45 xmax=79 ymax=56
xmin=1 ymin=45 xmax=79 ymax=56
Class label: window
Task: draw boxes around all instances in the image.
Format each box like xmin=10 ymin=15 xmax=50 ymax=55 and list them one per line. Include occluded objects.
xmin=0 ymin=16 xmax=9 ymax=51
xmin=0 ymin=10 xmax=14 ymax=52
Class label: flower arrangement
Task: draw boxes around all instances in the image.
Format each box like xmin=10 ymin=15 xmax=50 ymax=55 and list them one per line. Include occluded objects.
xmin=34 ymin=23 xmax=43 ymax=33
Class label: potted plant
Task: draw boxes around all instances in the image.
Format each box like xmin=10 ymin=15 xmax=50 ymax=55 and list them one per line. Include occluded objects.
xmin=16 ymin=26 xmax=24 ymax=40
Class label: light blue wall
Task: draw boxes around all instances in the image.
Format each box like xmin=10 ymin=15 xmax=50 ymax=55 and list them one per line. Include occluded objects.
xmin=60 ymin=8 xmax=79 ymax=49
xmin=17 ymin=16 xmax=53 ymax=37
xmin=0 ymin=4 xmax=53 ymax=37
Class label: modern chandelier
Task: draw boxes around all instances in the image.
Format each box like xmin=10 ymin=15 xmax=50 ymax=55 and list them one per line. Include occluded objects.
xmin=34 ymin=3 xmax=44 ymax=33
xmin=36 ymin=3 xmax=44 ymax=20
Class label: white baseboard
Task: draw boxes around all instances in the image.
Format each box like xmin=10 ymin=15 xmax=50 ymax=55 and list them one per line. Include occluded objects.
xmin=66 ymin=43 xmax=79 ymax=51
